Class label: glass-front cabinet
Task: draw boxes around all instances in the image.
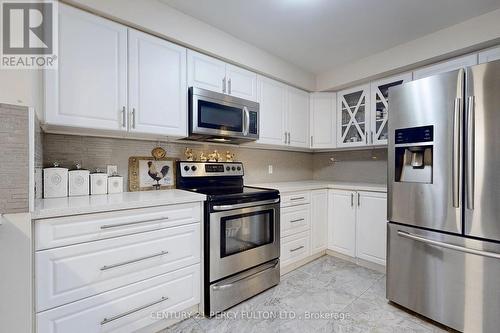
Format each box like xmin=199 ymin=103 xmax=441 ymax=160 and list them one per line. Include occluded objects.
xmin=337 ymin=84 xmax=370 ymax=147
xmin=370 ymin=73 xmax=412 ymax=145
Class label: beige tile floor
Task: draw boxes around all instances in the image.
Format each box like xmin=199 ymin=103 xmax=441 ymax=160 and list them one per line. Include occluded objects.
xmin=161 ymin=255 xmax=452 ymax=333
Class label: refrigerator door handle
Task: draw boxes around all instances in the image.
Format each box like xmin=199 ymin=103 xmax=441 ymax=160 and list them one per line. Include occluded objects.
xmin=466 ymin=95 xmax=475 ymax=210
xmin=452 ymin=97 xmax=462 ymax=208
xmin=397 ymin=231 xmax=500 ymax=260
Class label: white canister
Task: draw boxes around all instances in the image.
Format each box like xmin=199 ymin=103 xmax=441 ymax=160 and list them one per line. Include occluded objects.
xmin=90 ymin=170 xmax=108 ymax=195
xmin=107 ymin=175 xmax=123 ymax=194
xmin=43 ymin=163 xmax=68 ymax=198
xmin=68 ymin=165 xmax=90 ymax=197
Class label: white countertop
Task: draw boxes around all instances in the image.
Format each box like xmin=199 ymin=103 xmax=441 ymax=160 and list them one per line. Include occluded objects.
xmin=250 ymin=180 xmax=387 ymax=193
xmin=33 ymin=190 xmax=206 ymax=219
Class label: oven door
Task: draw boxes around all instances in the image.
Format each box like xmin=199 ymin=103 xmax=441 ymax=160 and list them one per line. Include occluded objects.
xmin=209 ymin=201 xmax=280 ymax=282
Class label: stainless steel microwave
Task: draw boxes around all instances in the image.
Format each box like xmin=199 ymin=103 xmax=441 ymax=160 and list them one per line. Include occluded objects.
xmin=188 ymin=87 xmax=259 ymax=144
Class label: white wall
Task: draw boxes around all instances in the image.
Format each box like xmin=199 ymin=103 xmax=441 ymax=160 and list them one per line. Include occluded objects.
xmin=62 ymin=0 xmax=315 ymax=91
xmin=0 ymin=70 xmax=43 ymax=120
xmin=317 ymin=8 xmax=500 ymax=91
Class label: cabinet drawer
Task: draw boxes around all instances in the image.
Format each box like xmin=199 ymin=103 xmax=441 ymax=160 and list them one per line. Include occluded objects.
xmin=281 ymin=205 xmax=310 ymax=237
xmin=280 ymin=231 xmax=310 ymax=268
xmin=35 ymin=202 xmax=201 ymax=250
xmin=37 ymin=264 xmax=200 ymax=333
xmin=36 ymin=224 xmax=200 ymax=311
xmin=281 ymin=191 xmax=311 ymax=207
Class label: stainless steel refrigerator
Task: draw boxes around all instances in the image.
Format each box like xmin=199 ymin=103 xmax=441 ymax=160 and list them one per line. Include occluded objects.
xmin=387 ymin=59 xmax=500 ymax=332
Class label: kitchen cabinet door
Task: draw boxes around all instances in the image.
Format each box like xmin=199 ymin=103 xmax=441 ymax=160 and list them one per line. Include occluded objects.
xmin=187 ymin=50 xmax=226 ymax=93
xmin=337 ymin=85 xmax=370 ymax=148
xmin=356 ymin=191 xmax=387 ymax=266
xmin=478 ymin=46 xmax=500 ymax=64
xmin=311 ymin=190 xmax=328 ymax=254
xmin=256 ymin=76 xmax=287 ymax=146
xmin=226 ymin=64 xmax=257 ymax=101
xmin=128 ymin=29 xmax=187 ymax=137
xmin=310 ymin=93 xmax=336 ymax=149
xmin=287 ymin=87 xmax=310 ymax=148
xmin=45 ymin=4 xmax=127 ymax=131
xmin=413 ymin=54 xmax=478 ymax=80
xmin=370 ymin=73 xmax=412 ymax=145
xmin=328 ymin=190 xmax=356 ymax=257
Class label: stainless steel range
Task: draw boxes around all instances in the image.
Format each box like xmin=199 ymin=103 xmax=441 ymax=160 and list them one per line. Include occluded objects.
xmin=176 ymin=161 xmax=280 ymax=316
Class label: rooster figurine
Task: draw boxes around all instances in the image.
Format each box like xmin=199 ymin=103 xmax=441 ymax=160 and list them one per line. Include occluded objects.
xmin=147 ymin=161 xmax=170 ymax=190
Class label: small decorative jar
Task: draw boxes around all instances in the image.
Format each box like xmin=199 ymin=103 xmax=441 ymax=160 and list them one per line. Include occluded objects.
xmin=90 ymin=169 xmax=108 ymax=195
xmin=43 ymin=162 xmax=68 ymax=198
xmin=107 ymin=173 xmax=123 ymax=194
xmin=68 ymin=163 xmax=90 ymax=197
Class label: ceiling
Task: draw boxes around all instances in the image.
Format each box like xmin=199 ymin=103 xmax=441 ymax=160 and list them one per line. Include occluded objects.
xmin=160 ymin=0 xmax=500 ymax=74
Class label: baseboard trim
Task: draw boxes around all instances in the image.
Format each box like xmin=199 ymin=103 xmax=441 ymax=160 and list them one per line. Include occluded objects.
xmin=280 ymin=250 xmax=326 ymax=275
xmin=326 ymin=249 xmax=386 ymax=274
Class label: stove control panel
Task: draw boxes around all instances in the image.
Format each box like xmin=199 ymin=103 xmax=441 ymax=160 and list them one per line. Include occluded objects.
xmin=179 ymin=162 xmax=244 ymax=177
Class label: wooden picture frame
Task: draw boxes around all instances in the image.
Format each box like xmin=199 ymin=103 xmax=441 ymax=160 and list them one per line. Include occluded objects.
xmin=128 ymin=156 xmax=177 ymax=191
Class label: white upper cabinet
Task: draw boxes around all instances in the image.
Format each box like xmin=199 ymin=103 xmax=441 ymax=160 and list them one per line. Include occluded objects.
xmin=187 ymin=50 xmax=226 ymax=93
xmin=187 ymin=50 xmax=257 ymax=101
xmin=337 ymin=84 xmax=370 ymax=148
xmin=225 ymin=64 xmax=258 ymax=101
xmin=370 ymin=73 xmax=412 ymax=145
xmin=356 ymin=191 xmax=387 ymax=266
xmin=256 ymin=76 xmax=287 ymax=145
xmin=310 ymin=93 xmax=336 ymax=149
xmin=413 ymin=54 xmax=478 ymax=80
xmin=287 ymin=87 xmax=310 ymax=148
xmin=128 ymin=29 xmax=187 ymax=137
xmin=45 ymin=4 xmax=128 ymax=131
xmin=478 ymin=46 xmax=500 ymax=64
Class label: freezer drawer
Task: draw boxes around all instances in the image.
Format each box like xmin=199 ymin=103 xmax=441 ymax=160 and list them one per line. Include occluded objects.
xmin=387 ymin=223 xmax=500 ymax=332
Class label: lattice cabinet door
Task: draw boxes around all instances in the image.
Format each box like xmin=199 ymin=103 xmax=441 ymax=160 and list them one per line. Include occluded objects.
xmin=370 ymin=73 xmax=412 ymax=145
xmin=337 ymin=84 xmax=370 ymax=147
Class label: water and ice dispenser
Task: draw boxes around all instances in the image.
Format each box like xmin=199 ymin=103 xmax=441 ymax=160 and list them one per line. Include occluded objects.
xmin=394 ymin=126 xmax=433 ymax=184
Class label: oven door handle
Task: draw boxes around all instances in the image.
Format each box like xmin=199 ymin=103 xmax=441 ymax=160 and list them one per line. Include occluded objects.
xmin=212 ymin=260 xmax=279 ymax=290
xmin=212 ymin=198 xmax=279 ymax=211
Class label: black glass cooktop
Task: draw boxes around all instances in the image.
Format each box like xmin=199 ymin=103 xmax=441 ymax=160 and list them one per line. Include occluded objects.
xmin=185 ymin=186 xmax=279 ymax=201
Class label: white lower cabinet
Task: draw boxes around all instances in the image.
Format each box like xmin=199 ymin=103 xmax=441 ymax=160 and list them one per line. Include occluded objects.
xmin=328 ymin=189 xmax=387 ymax=265
xmin=310 ymin=189 xmax=328 ymax=253
xmin=37 ymin=264 xmax=200 ymax=333
xmin=328 ymin=189 xmax=356 ymax=257
xmin=281 ymin=230 xmax=310 ymax=268
xmin=356 ymin=191 xmax=387 ymax=265
xmin=34 ymin=203 xmax=202 ymax=333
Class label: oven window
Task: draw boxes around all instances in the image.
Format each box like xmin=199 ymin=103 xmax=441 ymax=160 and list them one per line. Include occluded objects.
xmin=220 ymin=209 xmax=274 ymax=258
xmin=198 ymin=100 xmax=243 ymax=132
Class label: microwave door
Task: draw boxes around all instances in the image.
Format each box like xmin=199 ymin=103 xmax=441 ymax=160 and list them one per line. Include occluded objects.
xmin=465 ymin=60 xmax=500 ymax=242
xmin=388 ymin=69 xmax=463 ymax=234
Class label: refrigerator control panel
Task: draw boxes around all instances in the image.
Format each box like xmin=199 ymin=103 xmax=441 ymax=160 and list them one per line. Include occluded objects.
xmin=395 ymin=125 xmax=433 ymax=144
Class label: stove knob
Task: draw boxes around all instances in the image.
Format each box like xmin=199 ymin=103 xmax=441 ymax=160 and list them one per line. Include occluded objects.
xmin=231 ymin=166 xmax=236 ymax=171
xmin=183 ymin=165 xmax=190 ymax=171
xmin=237 ymin=166 xmax=241 ymax=171
xmin=226 ymin=166 xmax=230 ymax=171
xmin=191 ymin=166 xmax=197 ymax=171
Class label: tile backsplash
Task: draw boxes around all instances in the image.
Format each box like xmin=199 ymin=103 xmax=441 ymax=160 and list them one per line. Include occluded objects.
xmin=43 ymin=134 xmax=314 ymax=190
xmin=313 ymin=149 xmax=388 ymax=184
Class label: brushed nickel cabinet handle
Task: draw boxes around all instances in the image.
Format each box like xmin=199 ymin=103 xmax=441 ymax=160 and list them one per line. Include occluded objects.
xmin=121 ymin=106 xmax=126 ymax=127
xmin=290 ymin=245 xmax=304 ymax=252
xmin=131 ymin=108 xmax=136 ymax=129
xmin=101 ymin=296 xmax=168 ymax=325
xmin=222 ymin=77 xmax=226 ymax=93
xmin=228 ymin=78 xmax=232 ymax=95
xmin=100 ymin=216 xmax=169 ymax=229
xmin=290 ymin=197 xmax=305 ymax=201
xmin=100 ymin=250 xmax=169 ymax=271
xmin=357 ymin=192 xmax=360 ymax=207
xmin=290 ymin=218 xmax=305 ymax=223
xmin=351 ymin=193 xmax=354 ymax=207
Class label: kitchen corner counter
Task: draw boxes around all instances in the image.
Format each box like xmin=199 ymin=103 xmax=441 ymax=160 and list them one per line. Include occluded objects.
xmin=32 ymin=190 xmax=206 ymax=219
xmin=250 ymin=180 xmax=387 ymax=193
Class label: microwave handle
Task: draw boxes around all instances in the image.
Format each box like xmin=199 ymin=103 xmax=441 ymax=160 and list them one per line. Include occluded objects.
xmin=243 ymin=106 xmax=250 ymax=135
